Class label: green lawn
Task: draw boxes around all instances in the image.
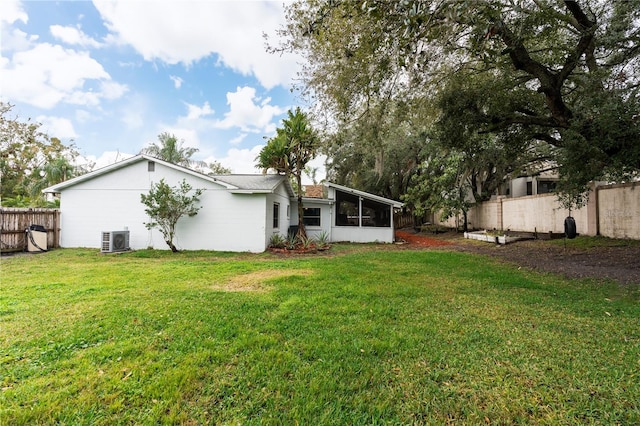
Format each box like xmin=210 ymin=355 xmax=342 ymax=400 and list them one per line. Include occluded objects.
xmin=1 ymin=246 xmax=639 ymax=424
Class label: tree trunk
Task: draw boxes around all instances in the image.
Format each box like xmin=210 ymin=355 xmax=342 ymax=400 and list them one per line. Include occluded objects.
xmin=462 ymin=209 xmax=468 ymax=233
xmin=166 ymin=239 xmax=179 ymax=252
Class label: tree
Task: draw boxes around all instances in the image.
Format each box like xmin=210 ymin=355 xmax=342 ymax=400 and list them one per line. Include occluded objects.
xmin=207 ymin=161 xmax=232 ymax=175
xmin=404 ymin=146 xmax=479 ymax=232
xmin=141 ymin=132 xmax=205 ymax=169
xmin=1 ymin=102 xmax=82 ymax=206
xmin=140 ymin=179 xmax=204 ymax=252
xmin=256 ymin=108 xmax=319 ymax=239
xmin=29 ymin=156 xmax=76 ymax=199
xmin=277 ymin=0 xmax=640 ymax=207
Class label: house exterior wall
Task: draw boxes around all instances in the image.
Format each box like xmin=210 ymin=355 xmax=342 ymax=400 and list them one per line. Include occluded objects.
xmin=331 ymin=224 xmax=395 ymax=243
xmin=266 ymin=184 xmax=293 ymax=244
xmin=58 ymin=160 xmax=271 ymax=252
xmin=510 ymin=177 xmax=529 ymax=198
xmin=289 ymin=200 xmax=332 ymax=240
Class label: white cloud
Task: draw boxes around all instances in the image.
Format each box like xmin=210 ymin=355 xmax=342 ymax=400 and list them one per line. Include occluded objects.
xmin=0 ymin=1 xmax=36 ymax=52
xmin=304 ymin=155 xmax=327 ymax=184
xmin=209 ymin=145 xmax=264 ymax=175
xmin=229 ymin=133 xmax=247 ymax=146
xmin=185 ymin=101 xmax=214 ymax=121
xmin=75 ymin=109 xmax=93 ymax=123
xmin=215 ymin=86 xmax=287 ymax=133
xmin=36 ymin=115 xmax=78 ymax=139
xmin=119 ymin=94 xmax=147 ymax=129
xmin=92 ymin=0 xmax=302 ymax=89
xmin=100 ymin=80 xmax=128 ymax=99
xmin=1 ymin=42 xmax=127 ymax=109
xmin=50 ymin=25 xmax=102 ymax=48
xmin=0 ymin=0 xmax=28 ymax=25
xmin=83 ymin=150 xmax=135 ymax=170
xmin=170 ymin=75 xmax=183 ymax=89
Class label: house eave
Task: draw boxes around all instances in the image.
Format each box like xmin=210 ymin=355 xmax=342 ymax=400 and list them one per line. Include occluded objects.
xmin=298 ymin=197 xmax=334 ymax=205
xmin=326 ymin=182 xmax=404 ymax=208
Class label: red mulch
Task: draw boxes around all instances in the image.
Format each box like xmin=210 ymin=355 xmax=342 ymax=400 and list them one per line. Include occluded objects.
xmin=395 ymin=230 xmax=453 ymax=247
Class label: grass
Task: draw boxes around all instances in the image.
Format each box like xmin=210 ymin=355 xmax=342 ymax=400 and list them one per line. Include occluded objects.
xmin=1 ymin=246 xmax=639 ymax=424
xmin=549 ymin=234 xmax=640 ymax=249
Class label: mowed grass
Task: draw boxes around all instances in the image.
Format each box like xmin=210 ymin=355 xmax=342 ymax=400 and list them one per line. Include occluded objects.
xmin=1 ymin=247 xmax=639 ymax=424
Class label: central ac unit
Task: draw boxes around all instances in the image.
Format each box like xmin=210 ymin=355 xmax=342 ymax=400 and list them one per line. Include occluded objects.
xmin=101 ymin=230 xmax=130 ymax=253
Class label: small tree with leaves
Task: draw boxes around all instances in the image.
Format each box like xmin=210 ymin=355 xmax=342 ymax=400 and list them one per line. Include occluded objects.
xmin=140 ymin=179 xmax=203 ymax=252
xmin=256 ymin=107 xmax=319 ymax=239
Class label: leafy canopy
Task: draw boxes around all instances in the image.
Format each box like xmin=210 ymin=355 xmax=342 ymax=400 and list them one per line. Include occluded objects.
xmin=276 ymin=0 xmax=640 ymax=209
xmin=141 ymin=132 xmax=206 ymax=169
xmin=256 ymin=107 xmax=319 ymax=238
xmin=1 ymin=102 xmax=85 ymax=207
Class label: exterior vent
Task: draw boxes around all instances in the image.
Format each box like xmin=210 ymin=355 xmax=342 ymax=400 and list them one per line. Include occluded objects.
xmin=101 ymin=231 xmax=130 ymax=253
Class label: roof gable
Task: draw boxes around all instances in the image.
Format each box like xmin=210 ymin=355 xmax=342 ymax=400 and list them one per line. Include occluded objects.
xmin=43 ymin=155 xmax=293 ymax=196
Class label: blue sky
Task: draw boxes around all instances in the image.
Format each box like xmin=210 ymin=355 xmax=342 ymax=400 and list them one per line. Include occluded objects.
xmin=1 ymin=0 xmax=325 ymax=178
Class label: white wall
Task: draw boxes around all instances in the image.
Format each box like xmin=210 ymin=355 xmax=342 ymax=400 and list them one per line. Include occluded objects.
xmin=598 ymin=183 xmax=640 ymax=239
xmin=58 ymin=160 xmax=271 ymax=252
xmin=510 ymin=177 xmax=529 ymax=198
xmin=266 ymin=184 xmax=293 ymax=244
xmin=331 ymin=225 xmax=395 ymax=243
xmin=289 ymin=200 xmax=332 ymax=240
xmin=501 ymin=195 xmax=584 ymax=234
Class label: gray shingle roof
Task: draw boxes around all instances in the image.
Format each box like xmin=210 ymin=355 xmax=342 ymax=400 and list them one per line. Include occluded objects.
xmin=212 ymin=174 xmax=294 ymax=196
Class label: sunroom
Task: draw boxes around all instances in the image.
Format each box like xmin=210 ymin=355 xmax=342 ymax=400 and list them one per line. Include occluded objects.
xmin=290 ymin=182 xmax=403 ymax=244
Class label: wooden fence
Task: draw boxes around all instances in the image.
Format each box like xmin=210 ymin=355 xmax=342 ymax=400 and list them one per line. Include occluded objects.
xmin=394 ymin=212 xmax=415 ymax=230
xmin=0 ymin=208 xmax=60 ymax=253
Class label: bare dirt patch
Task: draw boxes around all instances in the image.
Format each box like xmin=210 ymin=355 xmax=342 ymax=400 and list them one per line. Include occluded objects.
xmin=215 ymin=269 xmax=314 ymax=292
xmin=395 ymin=230 xmax=454 ymax=247
xmin=396 ymin=229 xmax=640 ymax=285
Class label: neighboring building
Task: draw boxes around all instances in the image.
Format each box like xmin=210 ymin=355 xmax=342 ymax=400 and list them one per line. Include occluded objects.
xmin=44 ymin=155 xmax=403 ymax=252
xmin=508 ymin=169 xmax=559 ymax=198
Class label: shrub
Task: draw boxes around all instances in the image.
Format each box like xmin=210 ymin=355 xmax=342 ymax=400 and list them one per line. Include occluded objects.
xmin=268 ymin=233 xmax=286 ymax=249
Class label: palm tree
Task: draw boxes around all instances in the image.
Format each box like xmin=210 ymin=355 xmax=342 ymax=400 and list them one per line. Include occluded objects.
xmin=141 ymin=132 xmax=205 ymax=168
xmin=256 ymin=108 xmax=319 ymax=239
xmin=30 ymin=156 xmax=76 ymax=199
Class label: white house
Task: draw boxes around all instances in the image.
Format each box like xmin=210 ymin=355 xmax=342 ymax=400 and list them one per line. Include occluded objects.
xmin=44 ymin=155 xmax=403 ymax=252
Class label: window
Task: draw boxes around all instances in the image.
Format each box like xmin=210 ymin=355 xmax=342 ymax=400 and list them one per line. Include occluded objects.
xmin=148 ymin=161 xmax=155 ymax=172
xmin=335 ymin=190 xmax=359 ymax=226
xmin=361 ymin=198 xmax=391 ymax=227
xmin=335 ymin=189 xmax=392 ymax=228
xmin=303 ymin=207 xmax=321 ymax=227
xmin=537 ymin=180 xmax=556 ymax=194
xmin=273 ymin=203 xmax=280 ymax=229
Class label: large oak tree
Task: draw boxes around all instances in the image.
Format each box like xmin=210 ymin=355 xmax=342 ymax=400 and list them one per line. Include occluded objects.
xmin=276 ymin=0 xmax=640 ymax=207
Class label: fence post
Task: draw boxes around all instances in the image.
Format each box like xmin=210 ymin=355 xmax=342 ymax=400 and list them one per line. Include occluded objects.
xmin=54 ymin=209 xmax=61 ymax=248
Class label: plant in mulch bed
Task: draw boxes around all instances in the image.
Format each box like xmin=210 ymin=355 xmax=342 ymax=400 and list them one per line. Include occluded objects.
xmin=268 ymin=231 xmax=331 ymax=253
